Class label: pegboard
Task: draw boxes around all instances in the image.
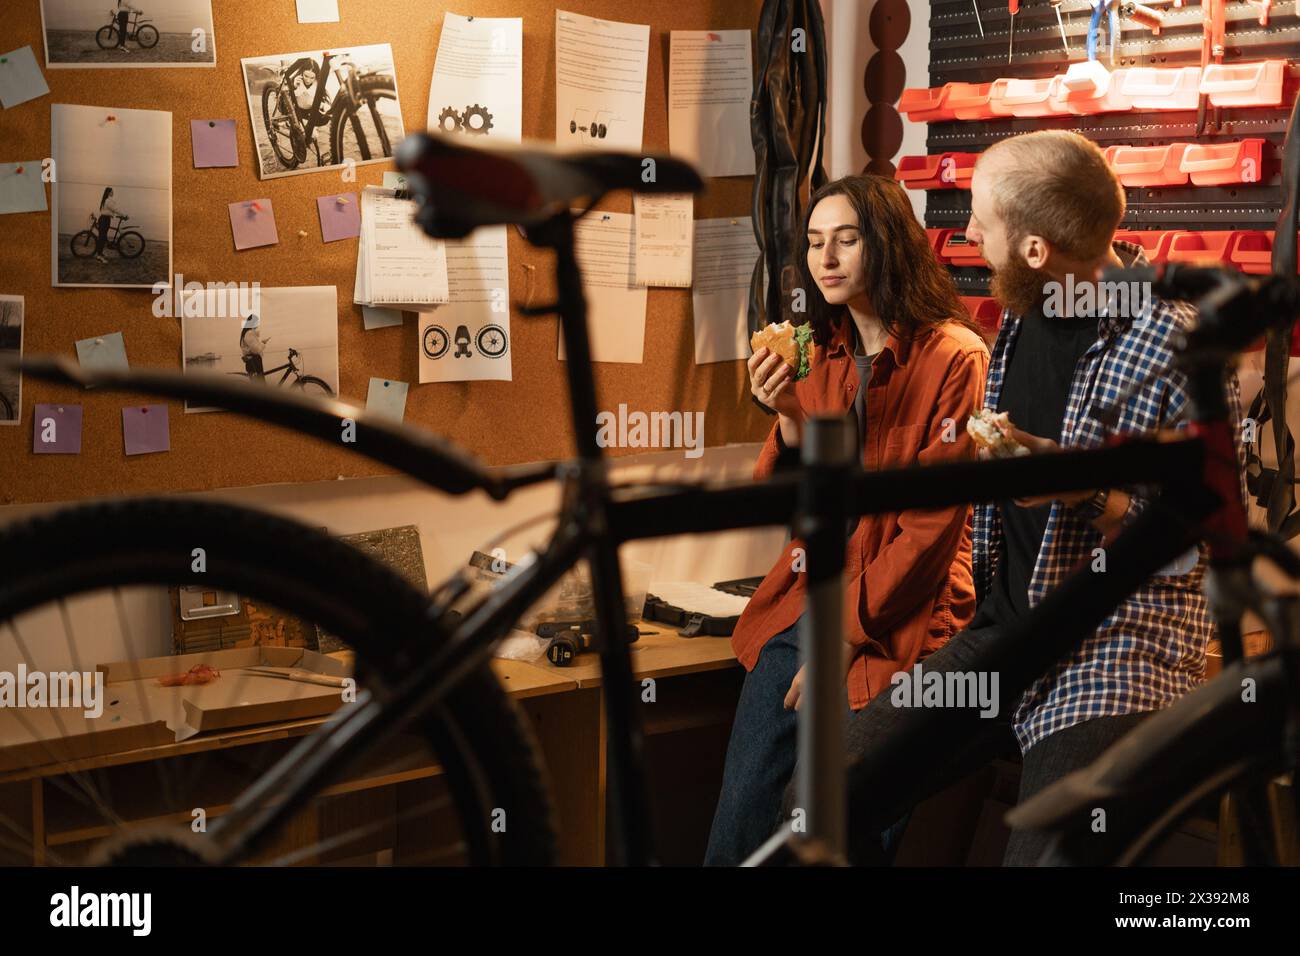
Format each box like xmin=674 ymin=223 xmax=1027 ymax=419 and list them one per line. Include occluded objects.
xmin=0 ymin=0 xmax=770 ymax=505
xmin=920 ymin=0 xmax=1300 ymax=295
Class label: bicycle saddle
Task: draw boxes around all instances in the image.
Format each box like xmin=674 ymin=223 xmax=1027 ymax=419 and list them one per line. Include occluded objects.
xmin=394 ymin=133 xmax=704 ymax=239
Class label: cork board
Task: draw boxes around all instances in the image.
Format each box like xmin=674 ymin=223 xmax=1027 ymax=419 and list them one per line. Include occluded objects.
xmin=0 ymin=0 xmax=771 ymax=505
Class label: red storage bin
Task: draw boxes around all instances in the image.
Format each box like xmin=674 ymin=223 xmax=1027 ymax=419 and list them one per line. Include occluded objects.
xmin=1107 ymin=143 xmax=1190 ymax=187
xmin=1180 ymin=139 xmax=1266 ymax=186
xmin=1166 ymin=231 xmax=1241 ymax=266
xmin=896 ymin=154 xmax=947 ymax=190
xmin=899 ymin=86 xmax=956 ymax=123
xmin=989 ymin=76 xmax=1064 ymax=118
xmin=940 ymin=232 xmax=987 ymax=268
xmin=1051 ymin=65 xmax=1133 ymax=115
xmin=1200 ymin=60 xmax=1285 ymax=107
xmin=1121 ymin=66 xmax=1202 ymax=111
xmin=960 ymin=296 xmax=1003 ymax=340
xmin=1229 ymin=232 xmax=1300 ymax=275
xmin=1113 ymin=229 xmax=1178 ymax=264
xmin=927 ymin=228 xmax=954 ymax=262
xmin=947 ymin=82 xmax=997 ymax=121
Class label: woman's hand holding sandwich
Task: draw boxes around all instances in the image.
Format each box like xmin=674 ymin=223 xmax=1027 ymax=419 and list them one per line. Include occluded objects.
xmin=748 ymin=347 xmax=804 ymax=446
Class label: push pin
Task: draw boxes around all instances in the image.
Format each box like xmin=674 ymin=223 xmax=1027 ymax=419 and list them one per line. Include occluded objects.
xmin=106 ymin=114 xmax=117 ymax=123
xmin=15 ymin=166 xmax=23 ymax=174
xmin=208 ymin=120 xmax=216 ymax=127
xmin=336 ymin=195 xmax=350 ymax=205
xmin=141 ymin=407 xmax=148 ymax=414
xmin=298 ymin=229 xmax=308 ymax=238
xmin=0 ymin=57 xmax=7 ymax=64
xmin=250 ymin=201 xmax=263 ymax=212
xmin=94 ymin=337 xmax=103 ymax=344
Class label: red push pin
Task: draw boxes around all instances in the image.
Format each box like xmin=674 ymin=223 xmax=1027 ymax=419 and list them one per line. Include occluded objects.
xmin=106 ymin=114 xmax=117 ymax=123
xmin=250 ymin=201 xmax=263 ymax=212
xmin=15 ymin=166 xmax=23 ymax=174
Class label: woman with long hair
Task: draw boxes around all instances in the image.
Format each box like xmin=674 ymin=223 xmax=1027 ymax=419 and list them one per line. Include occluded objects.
xmin=705 ymin=175 xmax=990 ymax=865
xmin=93 ymin=187 xmax=127 ymax=264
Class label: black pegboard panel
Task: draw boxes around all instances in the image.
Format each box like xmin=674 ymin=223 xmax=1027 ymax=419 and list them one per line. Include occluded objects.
xmin=918 ymin=0 xmax=1300 ymax=293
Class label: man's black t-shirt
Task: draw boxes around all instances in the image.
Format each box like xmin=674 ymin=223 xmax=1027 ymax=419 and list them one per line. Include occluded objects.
xmin=978 ymin=300 xmax=1098 ymax=626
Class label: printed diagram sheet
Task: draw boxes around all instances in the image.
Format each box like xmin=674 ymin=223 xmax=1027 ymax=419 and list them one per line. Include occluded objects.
xmin=427 ymin=13 xmax=522 ymax=142
xmin=559 ymin=211 xmax=646 ymax=365
xmin=355 ymin=186 xmax=449 ymax=308
xmin=555 ymin=10 xmax=649 ymax=152
xmin=692 ymin=217 xmax=761 ymax=364
xmin=634 ymin=193 xmax=693 ymax=288
xmin=669 ymin=30 xmax=755 ymax=178
xmin=418 ymin=226 xmax=512 ymax=383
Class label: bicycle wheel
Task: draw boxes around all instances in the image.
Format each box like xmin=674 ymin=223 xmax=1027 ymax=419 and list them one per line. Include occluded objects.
xmin=70 ymin=231 xmax=97 ymax=259
xmin=135 ymin=25 xmax=159 ymax=49
xmin=95 ymin=26 xmax=119 ymax=50
xmin=329 ymin=76 xmax=397 ymax=165
xmin=294 ymin=375 xmax=334 ymax=397
xmin=0 ymin=393 xmax=12 ymax=422
xmin=0 ymin=499 xmax=557 ymax=866
xmin=116 ymin=231 xmax=145 ymax=260
xmin=1015 ymin=654 xmax=1291 ymax=866
xmin=262 ymin=84 xmax=301 ymax=170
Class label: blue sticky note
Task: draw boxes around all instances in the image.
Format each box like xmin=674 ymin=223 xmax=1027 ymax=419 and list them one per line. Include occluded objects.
xmin=365 ymin=377 xmax=409 ymax=423
xmin=362 ymin=306 xmax=403 ymax=330
xmin=0 ymin=47 xmax=49 ymax=110
xmin=33 ymin=404 xmax=82 ymax=454
xmin=75 ymin=332 xmax=129 ymax=385
xmin=0 ymin=162 xmax=47 ymax=214
xmin=122 ymin=405 xmax=170 ymax=456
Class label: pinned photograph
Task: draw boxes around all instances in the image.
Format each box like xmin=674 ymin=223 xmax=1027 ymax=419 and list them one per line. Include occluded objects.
xmin=0 ymin=296 xmax=23 ymax=426
xmin=52 ymin=104 xmax=172 ymax=289
xmin=180 ymin=285 xmax=340 ymax=413
xmin=241 ymin=44 xmax=404 ymax=180
xmin=40 ymin=0 xmax=216 ymax=68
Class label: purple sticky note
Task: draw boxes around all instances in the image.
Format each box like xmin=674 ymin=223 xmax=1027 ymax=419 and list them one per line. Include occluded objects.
xmin=229 ymin=199 xmax=278 ymax=250
xmin=122 ymin=405 xmax=170 ymax=456
xmin=317 ymin=193 xmax=360 ymax=243
xmin=191 ymin=119 xmax=238 ymax=168
xmin=33 ymin=404 xmax=82 ymax=454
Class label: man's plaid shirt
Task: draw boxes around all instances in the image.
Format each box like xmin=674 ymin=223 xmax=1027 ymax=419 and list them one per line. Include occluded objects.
xmin=972 ymin=241 xmax=1244 ymax=751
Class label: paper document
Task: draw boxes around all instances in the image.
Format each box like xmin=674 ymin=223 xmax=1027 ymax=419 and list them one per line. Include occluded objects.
xmin=418 ymin=225 xmax=512 ymax=383
xmin=428 ymin=13 xmax=522 ymax=142
xmin=559 ymin=211 xmax=646 ymax=365
xmin=356 ymin=186 xmax=449 ymax=307
xmin=669 ymin=31 xmax=755 ymax=178
xmin=555 ymin=10 xmax=649 ymax=152
xmin=692 ymin=217 xmax=760 ymax=364
xmin=634 ymin=193 xmax=693 ymax=288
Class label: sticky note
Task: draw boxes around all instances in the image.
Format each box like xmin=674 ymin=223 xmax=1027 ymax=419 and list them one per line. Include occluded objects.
xmin=75 ymin=332 xmax=129 ymax=382
xmin=33 ymin=404 xmax=82 ymax=454
xmin=362 ymin=306 xmax=403 ymax=330
xmin=0 ymin=47 xmax=49 ymax=110
xmin=365 ymin=378 xmax=409 ymax=423
xmin=297 ymin=0 xmax=340 ymax=23
xmin=318 ymin=193 xmax=360 ymax=242
xmin=122 ymin=405 xmax=170 ymax=456
xmin=229 ymin=199 xmax=278 ymax=250
xmin=0 ymin=161 xmax=46 ymax=214
xmin=191 ymin=119 xmax=238 ymax=168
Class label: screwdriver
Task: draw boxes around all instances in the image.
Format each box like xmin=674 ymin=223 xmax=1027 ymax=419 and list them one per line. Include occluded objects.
xmin=1050 ymin=0 xmax=1070 ymax=53
xmin=973 ymin=1 xmax=984 ymax=36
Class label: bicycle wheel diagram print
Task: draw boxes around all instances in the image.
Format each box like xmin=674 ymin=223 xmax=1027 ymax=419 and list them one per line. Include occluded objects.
xmin=241 ymin=43 xmax=406 ymax=180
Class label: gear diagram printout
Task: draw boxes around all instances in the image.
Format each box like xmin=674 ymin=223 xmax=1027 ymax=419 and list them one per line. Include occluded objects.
xmin=554 ymin=10 xmax=650 ymax=153
xmin=426 ymin=12 xmax=523 ymax=142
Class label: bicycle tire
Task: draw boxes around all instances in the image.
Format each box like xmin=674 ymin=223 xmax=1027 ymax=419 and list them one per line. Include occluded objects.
xmin=262 ymin=84 xmax=300 ymax=170
xmin=117 ymin=231 xmax=145 ymax=260
xmin=0 ymin=498 xmax=558 ymax=866
xmin=1016 ymin=654 xmax=1290 ymax=866
xmin=69 ymin=230 xmax=97 ymax=259
xmin=135 ymin=25 xmax=159 ymax=49
xmin=0 ymin=393 xmax=12 ymax=421
xmin=329 ymin=76 xmax=397 ymax=166
xmin=293 ymin=375 xmax=334 ymax=397
xmin=95 ymin=26 xmax=118 ymax=50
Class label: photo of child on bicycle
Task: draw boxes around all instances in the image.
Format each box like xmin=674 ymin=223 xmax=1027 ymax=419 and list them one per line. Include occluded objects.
xmin=52 ymin=104 xmax=172 ymax=289
xmin=240 ymin=44 xmax=405 ymax=180
xmin=39 ymin=0 xmax=216 ymax=68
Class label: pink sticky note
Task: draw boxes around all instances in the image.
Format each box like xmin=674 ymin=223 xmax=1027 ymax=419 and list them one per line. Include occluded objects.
xmin=229 ymin=199 xmax=278 ymax=250
xmin=191 ymin=119 xmax=238 ymax=168
xmin=122 ymin=405 xmax=170 ymax=456
xmin=33 ymin=404 xmax=82 ymax=454
xmin=317 ymin=193 xmax=360 ymax=242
